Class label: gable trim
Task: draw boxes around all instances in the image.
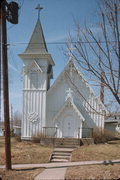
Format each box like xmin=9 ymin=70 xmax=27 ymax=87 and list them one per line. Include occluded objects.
xmin=22 ymin=60 xmax=43 ymax=74
xmin=53 ymin=98 xmax=85 ymax=122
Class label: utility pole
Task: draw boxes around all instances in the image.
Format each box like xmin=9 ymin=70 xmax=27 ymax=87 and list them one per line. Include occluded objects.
xmin=1 ymin=0 xmax=19 ymax=170
xmin=1 ymin=1 xmax=12 ymax=170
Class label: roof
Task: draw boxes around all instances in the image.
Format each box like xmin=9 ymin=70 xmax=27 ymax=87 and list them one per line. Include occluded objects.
xmin=105 ymin=112 xmax=120 ymax=124
xmin=24 ymin=18 xmax=48 ymax=54
xmin=105 ymin=120 xmax=119 ymax=124
xmin=19 ymin=18 xmax=55 ymax=66
xmin=53 ymin=97 xmax=85 ymax=122
xmin=13 ymin=126 xmax=21 ymax=129
xmin=48 ymin=59 xmax=107 ymax=111
xmin=106 ymin=112 xmax=120 ymax=118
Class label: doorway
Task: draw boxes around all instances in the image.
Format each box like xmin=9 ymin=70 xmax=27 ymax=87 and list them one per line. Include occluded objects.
xmin=62 ymin=115 xmax=75 ymax=138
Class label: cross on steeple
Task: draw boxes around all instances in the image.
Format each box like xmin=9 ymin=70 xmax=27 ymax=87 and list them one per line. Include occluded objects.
xmin=35 ymin=4 xmax=43 ymax=19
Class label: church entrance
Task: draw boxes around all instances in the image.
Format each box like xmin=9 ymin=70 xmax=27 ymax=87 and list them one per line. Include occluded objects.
xmin=62 ymin=115 xmax=75 ymax=138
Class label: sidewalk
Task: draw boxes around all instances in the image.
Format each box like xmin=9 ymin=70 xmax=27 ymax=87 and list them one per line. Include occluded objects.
xmin=0 ymin=159 xmax=120 ymax=169
xmin=34 ymin=167 xmax=67 ymax=180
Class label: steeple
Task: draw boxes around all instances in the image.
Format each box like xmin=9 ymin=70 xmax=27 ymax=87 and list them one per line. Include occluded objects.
xmin=19 ymin=4 xmax=55 ymax=66
xmin=24 ymin=5 xmax=47 ymax=54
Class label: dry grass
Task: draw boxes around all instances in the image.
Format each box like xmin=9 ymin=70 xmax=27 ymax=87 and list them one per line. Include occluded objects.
xmin=0 ymin=168 xmax=44 ymax=180
xmin=66 ymin=164 xmax=120 ymax=180
xmin=72 ymin=141 xmax=120 ymax=162
xmin=0 ymin=137 xmax=53 ymax=165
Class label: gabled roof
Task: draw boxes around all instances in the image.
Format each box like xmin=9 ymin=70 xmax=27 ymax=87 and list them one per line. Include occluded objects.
xmin=53 ymin=98 xmax=85 ymax=122
xmin=22 ymin=60 xmax=43 ymax=74
xmin=48 ymin=59 xmax=107 ymax=111
xmin=24 ymin=18 xmax=48 ymax=54
xmin=29 ymin=60 xmax=43 ymax=72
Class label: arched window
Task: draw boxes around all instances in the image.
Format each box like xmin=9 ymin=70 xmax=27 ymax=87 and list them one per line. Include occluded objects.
xmin=30 ymin=72 xmax=38 ymax=89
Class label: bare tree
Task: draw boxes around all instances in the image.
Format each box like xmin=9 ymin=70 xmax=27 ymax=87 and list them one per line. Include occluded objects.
xmin=69 ymin=0 xmax=120 ymax=104
xmin=14 ymin=111 xmax=22 ymax=126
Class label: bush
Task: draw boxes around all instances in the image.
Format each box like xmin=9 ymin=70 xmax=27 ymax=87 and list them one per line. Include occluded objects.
xmin=93 ymin=128 xmax=115 ymax=144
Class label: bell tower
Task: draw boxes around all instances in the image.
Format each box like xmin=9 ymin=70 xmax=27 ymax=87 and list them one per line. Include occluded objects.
xmin=19 ymin=5 xmax=55 ymax=139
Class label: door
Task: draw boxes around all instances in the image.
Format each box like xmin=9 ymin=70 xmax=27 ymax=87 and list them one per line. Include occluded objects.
xmin=63 ymin=115 xmax=75 ymax=138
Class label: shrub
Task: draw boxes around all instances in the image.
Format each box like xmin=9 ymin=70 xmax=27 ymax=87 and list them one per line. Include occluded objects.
xmin=93 ymin=128 xmax=115 ymax=144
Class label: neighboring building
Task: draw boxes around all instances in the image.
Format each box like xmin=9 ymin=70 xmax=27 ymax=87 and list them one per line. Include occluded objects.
xmin=13 ymin=126 xmax=21 ymax=136
xmin=105 ymin=113 xmax=120 ymax=135
xmin=0 ymin=122 xmax=21 ymax=136
xmin=19 ymin=8 xmax=107 ymax=140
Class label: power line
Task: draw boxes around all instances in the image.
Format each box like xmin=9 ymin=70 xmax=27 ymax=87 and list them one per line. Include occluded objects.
xmin=6 ymin=40 xmax=118 ymax=46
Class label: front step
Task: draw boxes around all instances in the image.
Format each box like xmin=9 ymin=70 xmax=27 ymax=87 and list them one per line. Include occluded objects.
xmin=54 ymin=145 xmax=78 ymax=148
xmin=54 ymin=138 xmax=80 ymax=148
xmin=53 ymin=152 xmax=71 ymax=156
xmin=52 ymin=155 xmax=70 ymax=159
xmin=50 ymin=148 xmax=73 ymax=163
xmin=51 ymin=159 xmax=69 ymax=162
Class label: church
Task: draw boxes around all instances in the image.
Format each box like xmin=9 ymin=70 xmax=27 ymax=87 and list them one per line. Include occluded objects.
xmin=19 ymin=7 xmax=107 ymax=140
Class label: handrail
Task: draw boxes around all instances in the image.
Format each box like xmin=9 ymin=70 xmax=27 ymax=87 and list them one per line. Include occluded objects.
xmin=78 ymin=127 xmax=93 ymax=139
xmin=42 ymin=127 xmax=57 ymax=138
xmin=53 ymin=127 xmax=57 ymax=138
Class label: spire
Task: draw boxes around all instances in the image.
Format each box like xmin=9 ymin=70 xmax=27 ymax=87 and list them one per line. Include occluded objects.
xmin=24 ymin=4 xmax=48 ymax=54
xmin=19 ymin=5 xmax=55 ymax=66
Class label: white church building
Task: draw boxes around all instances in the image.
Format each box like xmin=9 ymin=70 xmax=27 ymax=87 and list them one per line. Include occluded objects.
xmin=19 ymin=8 xmax=107 ymax=140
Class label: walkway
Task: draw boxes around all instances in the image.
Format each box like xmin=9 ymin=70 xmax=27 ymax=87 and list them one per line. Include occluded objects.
xmin=0 ymin=160 xmax=120 ymax=180
xmin=34 ymin=167 xmax=67 ymax=180
xmin=0 ymin=159 xmax=120 ymax=169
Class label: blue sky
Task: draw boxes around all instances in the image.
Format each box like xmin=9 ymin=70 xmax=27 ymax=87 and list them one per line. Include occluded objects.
xmin=2 ymin=0 xmax=110 ymax=118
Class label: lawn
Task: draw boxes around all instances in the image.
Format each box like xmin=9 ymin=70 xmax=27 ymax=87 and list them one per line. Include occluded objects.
xmin=0 ymin=137 xmax=53 ymax=165
xmin=0 ymin=168 xmax=44 ymax=180
xmin=0 ymin=137 xmax=120 ymax=180
xmin=71 ymin=140 xmax=120 ymax=162
xmin=65 ymin=164 xmax=120 ymax=180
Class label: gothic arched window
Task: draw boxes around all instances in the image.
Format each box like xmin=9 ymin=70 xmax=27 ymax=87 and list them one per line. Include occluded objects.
xmin=30 ymin=72 xmax=38 ymax=89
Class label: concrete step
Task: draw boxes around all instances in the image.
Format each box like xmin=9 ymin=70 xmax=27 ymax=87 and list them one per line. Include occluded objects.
xmin=54 ymin=145 xmax=78 ymax=148
xmin=52 ymin=155 xmax=70 ymax=160
xmin=55 ymin=141 xmax=79 ymax=144
xmin=50 ymin=147 xmax=74 ymax=163
xmin=52 ymin=152 xmax=71 ymax=156
xmin=54 ymin=148 xmax=74 ymax=152
xmin=55 ymin=142 xmax=79 ymax=146
xmin=55 ymin=140 xmax=79 ymax=143
xmin=54 ymin=138 xmax=78 ymax=141
xmin=50 ymin=159 xmax=69 ymax=162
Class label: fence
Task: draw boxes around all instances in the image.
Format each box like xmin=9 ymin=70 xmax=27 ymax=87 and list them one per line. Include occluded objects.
xmin=42 ymin=127 xmax=93 ymax=139
xmin=42 ymin=127 xmax=58 ymax=138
